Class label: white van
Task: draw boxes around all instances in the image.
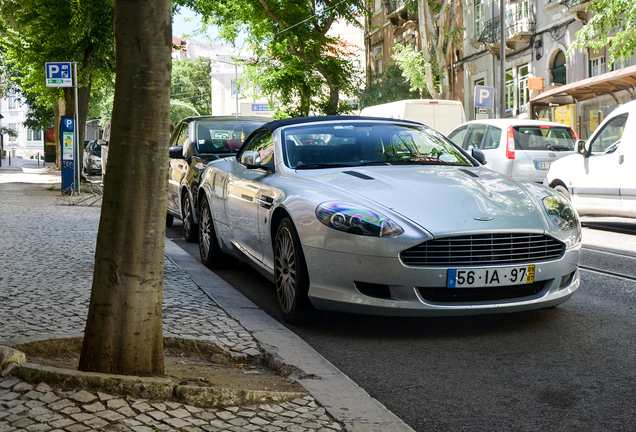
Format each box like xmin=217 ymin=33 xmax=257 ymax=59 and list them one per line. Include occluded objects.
xmin=360 ymin=99 xmax=466 ymax=135
xmin=545 ymin=99 xmax=636 ymax=218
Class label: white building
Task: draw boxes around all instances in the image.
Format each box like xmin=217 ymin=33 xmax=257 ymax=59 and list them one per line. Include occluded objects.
xmin=181 ymin=39 xmax=275 ymax=118
xmin=0 ymin=93 xmax=44 ymax=160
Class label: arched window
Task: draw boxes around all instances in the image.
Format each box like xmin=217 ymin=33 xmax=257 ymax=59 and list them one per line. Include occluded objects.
xmin=552 ymin=51 xmax=566 ymax=85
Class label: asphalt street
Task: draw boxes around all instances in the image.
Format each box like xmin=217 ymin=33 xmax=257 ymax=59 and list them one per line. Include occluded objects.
xmin=167 ymin=218 xmax=636 ymax=432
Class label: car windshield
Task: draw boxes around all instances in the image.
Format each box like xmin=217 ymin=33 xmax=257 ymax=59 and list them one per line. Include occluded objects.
xmin=282 ymin=122 xmax=473 ymax=169
xmin=195 ymin=120 xmax=266 ymax=154
xmin=513 ymin=126 xmax=575 ymax=151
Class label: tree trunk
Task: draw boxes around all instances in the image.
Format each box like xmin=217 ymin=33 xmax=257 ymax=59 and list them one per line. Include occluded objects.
xmin=79 ymin=0 xmax=172 ymax=376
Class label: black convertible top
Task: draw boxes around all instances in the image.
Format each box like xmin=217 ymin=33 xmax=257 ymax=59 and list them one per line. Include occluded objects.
xmin=259 ymin=115 xmax=424 ymax=132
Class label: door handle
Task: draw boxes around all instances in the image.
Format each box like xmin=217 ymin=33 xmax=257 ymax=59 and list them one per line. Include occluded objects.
xmin=619 ymin=155 xmax=625 ymax=164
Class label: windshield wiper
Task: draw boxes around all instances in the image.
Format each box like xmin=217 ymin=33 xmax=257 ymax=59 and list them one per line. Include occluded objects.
xmin=295 ymin=162 xmax=359 ymax=169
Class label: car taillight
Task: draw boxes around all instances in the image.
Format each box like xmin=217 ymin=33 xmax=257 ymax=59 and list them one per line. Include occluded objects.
xmin=506 ymin=126 xmax=515 ymax=160
xmin=571 ymin=129 xmax=580 ymax=140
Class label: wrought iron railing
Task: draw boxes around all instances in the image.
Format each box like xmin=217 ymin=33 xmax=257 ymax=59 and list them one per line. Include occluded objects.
xmin=562 ymin=0 xmax=589 ymax=9
xmin=478 ymin=7 xmax=536 ymax=46
xmin=385 ymin=0 xmax=405 ymax=15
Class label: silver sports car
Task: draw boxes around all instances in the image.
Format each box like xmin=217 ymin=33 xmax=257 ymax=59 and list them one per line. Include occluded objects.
xmin=196 ymin=116 xmax=581 ymax=324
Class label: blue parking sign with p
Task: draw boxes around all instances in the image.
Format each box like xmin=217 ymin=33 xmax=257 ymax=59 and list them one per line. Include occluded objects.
xmin=474 ymin=85 xmax=494 ymax=109
xmin=45 ymin=62 xmax=73 ymax=87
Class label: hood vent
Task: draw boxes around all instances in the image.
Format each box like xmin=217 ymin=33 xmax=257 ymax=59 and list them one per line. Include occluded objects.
xmin=459 ymin=168 xmax=479 ymax=178
xmin=344 ymin=171 xmax=374 ymax=180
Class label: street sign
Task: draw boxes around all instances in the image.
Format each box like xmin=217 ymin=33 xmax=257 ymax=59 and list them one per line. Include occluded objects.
xmin=252 ymin=103 xmax=273 ymax=112
xmin=45 ymin=62 xmax=73 ymax=87
xmin=474 ymin=85 xmax=495 ymax=109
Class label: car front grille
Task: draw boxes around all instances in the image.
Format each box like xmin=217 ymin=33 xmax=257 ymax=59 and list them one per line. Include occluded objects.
xmin=401 ymin=233 xmax=565 ymax=267
xmin=417 ymin=282 xmax=545 ymax=303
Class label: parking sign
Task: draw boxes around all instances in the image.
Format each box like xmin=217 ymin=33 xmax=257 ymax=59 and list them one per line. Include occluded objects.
xmin=45 ymin=62 xmax=73 ymax=87
xmin=474 ymin=85 xmax=495 ymax=109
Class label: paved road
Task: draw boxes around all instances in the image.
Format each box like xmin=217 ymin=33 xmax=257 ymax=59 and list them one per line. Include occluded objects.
xmin=167 ymin=219 xmax=636 ymax=431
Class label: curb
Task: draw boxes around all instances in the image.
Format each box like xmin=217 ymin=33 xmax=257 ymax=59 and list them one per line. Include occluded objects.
xmin=17 ymin=362 xmax=307 ymax=409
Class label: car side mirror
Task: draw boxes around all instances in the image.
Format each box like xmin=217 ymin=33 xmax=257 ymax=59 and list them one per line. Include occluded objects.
xmin=169 ymin=146 xmax=183 ymax=159
xmin=471 ymin=148 xmax=487 ymax=165
xmin=240 ymin=150 xmax=260 ymax=166
xmin=576 ymin=139 xmax=586 ymax=154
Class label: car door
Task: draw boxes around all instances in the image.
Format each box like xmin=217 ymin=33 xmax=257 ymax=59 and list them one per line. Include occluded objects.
xmin=168 ymin=122 xmax=190 ymax=215
xmin=225 ymin=130 xmax=275 ymax=262
xmin=571 ymin=113 xmax=627 ymax=214
xmin=618 ymin=114 xmax=636 ymax=215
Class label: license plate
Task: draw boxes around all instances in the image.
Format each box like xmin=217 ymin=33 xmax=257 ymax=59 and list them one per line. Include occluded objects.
xmin=447 ymin=265 xmax=535 ymax=288
xmin=536 ymin=161 xmax=551 ymax=169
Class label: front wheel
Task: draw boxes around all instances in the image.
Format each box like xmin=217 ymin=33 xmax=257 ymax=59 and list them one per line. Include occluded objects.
xmin=182 ymin=193 xmax=198 ymax=243
xmin=199 ymin=196 xmax=234 ymax=269
xmin=274 ymin=218 xmax=320 ymax=325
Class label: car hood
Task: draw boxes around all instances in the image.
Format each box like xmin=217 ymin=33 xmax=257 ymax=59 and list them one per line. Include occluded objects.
xmin=305 ymin=166 xmax=546 ymax=236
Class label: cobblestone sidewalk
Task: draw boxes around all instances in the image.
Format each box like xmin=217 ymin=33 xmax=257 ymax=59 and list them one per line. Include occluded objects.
xmin=0 ymin=169 xmax=344 ymax=431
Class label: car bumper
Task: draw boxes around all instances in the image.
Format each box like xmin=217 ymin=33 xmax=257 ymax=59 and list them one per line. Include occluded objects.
xmin=303 ymin=244 xmax=581 ymax=317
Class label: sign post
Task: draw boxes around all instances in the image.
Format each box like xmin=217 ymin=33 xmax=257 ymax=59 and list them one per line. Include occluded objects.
xmin=60 ymin=115 xmax=75 ymax=194
xmin=46 ymin=61 xmax=79 ymax=194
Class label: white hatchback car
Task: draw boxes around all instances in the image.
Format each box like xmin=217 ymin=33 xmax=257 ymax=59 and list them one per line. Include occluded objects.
xmin=448 ymin=119 xmax=578 ymax=183
xmin=545 ymin=100 xmax=636 ymax=218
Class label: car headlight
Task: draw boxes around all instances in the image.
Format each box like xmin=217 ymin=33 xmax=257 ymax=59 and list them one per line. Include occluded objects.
xmin=542 ymin=195 xmax=578 ymax=230
xmin=316 ymin=202 xmax=404 ymax=238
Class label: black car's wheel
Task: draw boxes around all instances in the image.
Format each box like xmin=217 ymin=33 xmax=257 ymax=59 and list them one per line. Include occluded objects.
xmin=274 ymin=217 xmax=320 ymax=325
xmin=166 ymin=214 xmax=174 ymax=228
xmin=199 ymin=196 xmax=234 ymax=269
xmin=182 ymin=194 xmax=198 ymax=243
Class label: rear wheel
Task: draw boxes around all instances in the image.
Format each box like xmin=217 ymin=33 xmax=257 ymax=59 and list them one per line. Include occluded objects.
xmin=199 ymin=196 xmax=233 ymax=269
xmin=274 ymin=218 xmax=320 ymax=325
xmin=555 ymin=184 xmax=571 ymax=201
xmin=182 ymin=194 xmax=198 ymax=243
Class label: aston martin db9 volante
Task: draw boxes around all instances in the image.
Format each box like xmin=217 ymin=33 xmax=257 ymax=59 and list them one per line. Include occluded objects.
xmin=196 ymin=116 xmax=581 ymax=324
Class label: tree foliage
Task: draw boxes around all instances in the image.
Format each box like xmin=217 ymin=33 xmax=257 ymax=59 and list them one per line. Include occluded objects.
xmin=391 ymin=0 xmax=461 ymax=99
xmin=0 ymin=0 xmax=115 ymax=152
xmin=356 ymin=64 xmax=422 ymax=109
xmin=171 ymin=57 xmax=211 ymax=118
xmin=174 ymin=0 xmax=365 ymax=116
xmin=571 ymin=0 xmax=636 ymax=63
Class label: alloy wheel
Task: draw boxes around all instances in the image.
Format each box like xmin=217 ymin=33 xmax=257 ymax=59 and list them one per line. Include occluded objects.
xmin=275 ymin=225 xmax=297 ymax=315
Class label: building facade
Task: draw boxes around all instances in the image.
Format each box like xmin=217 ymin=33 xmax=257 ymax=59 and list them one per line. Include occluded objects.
xmin=0 ymin=93 xmax=44 ymax=160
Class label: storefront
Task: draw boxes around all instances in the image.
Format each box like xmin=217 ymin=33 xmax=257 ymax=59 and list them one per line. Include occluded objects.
xmin=529 ymin=64 xmax=636 ymax=139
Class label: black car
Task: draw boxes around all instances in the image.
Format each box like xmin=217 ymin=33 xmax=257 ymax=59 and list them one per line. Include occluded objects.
xmin=167 ymin=116 xmax=269 ymax=242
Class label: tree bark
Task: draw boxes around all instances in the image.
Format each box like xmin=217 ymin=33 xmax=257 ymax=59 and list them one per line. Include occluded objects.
xmin=79 ymin=0 xmax=172 ymax=376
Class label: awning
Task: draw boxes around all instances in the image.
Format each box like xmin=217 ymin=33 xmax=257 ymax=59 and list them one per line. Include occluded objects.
xmin=531 ymin=64 xmax=636 ymax=104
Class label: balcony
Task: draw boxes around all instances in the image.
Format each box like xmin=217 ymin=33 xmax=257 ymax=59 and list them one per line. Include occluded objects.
xmin=559 ymin=0 xmax=594 ymax=23
xmin=384 ymin=0 xmax=409 ymax=26
xmin=478 ymin=7 xmax=535 ymax=55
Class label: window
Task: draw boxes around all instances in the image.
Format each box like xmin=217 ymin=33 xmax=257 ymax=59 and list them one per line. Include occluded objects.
xmin=242 ymin=130 xmax=274 ymax=168
xmin=463 ymin=124 xmax=487 ymax=150
xmin=588 ymin=114 xmax=627 ymax=155
xmin=231 ymin=79 xmax=240 ymax=95
xmin=552 ymin=51 xmax=566 ymax=85
xmin=375 ymin=57 xmax=383 ymax=75
xmin=505 ymin=69 xmax=514 ymax=117
xmin=448 ymin=125 xmax=468 ymax=146
xmin=27 ymin=129 xmax=42 ymax=141
xmin=7 ymin=94 xmax=19 ymax=110
xmin=517 ymin=64 xmax=530 ymax=114
xmin=589 ymin=56 xmax=606 ymax=77
xmin=8 ymin=123 xmax=18 ymax=142
xmin=483 ymin=127 xmax=502 ymax=149
xmin=612 ymin=58 xmax=630 ymax=71
xmin=475 ymin=0 xmax=485 ymax=36
xmin=374 ymin=0 xmax=382 ymax=13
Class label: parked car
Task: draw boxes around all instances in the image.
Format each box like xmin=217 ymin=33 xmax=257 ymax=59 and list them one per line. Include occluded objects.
xmin=448 ymin=119 xmax=579 ymax=183
xmin=545 ymin=99 xmax=636 ymax=218
xmin=196 ymin=116 xmax=581 ymax=324
xmin=83 ymin=139 xmax=106 ymax=175
xmin=167 ymin=116 xmax=269 ymax=241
